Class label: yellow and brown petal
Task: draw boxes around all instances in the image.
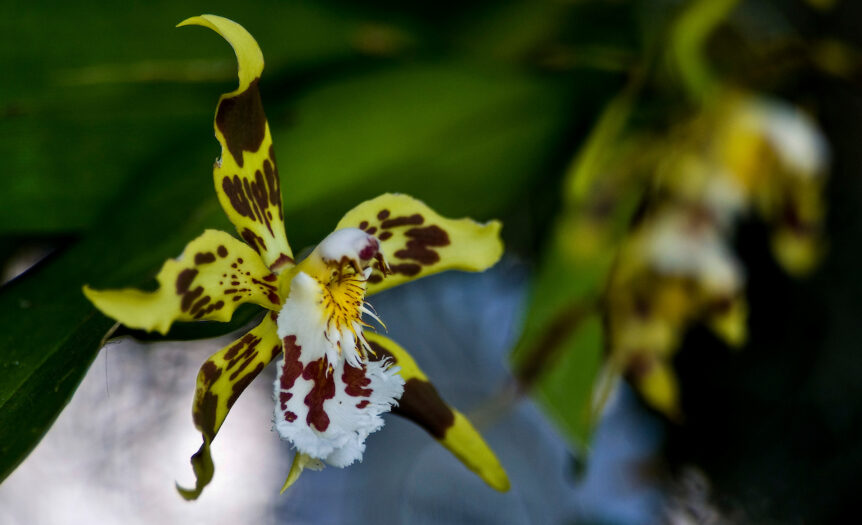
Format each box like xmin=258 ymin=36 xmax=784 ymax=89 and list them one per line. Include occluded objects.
xmin=336 ymin=193 xmax=503 ymax=295
xmin=179 ymin=313 xmax=282 ymax=500
xmin=364 ymin=332 xmax=510 ymax=492
xmin=179 ymin=15 xmax=294 ymax=270
xmin=84 ymin=230 xmax=280 ymax=335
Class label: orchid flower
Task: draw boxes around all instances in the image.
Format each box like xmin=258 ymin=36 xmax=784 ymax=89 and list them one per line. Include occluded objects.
xmin=83 ymin=15 xmax=509 ymax=499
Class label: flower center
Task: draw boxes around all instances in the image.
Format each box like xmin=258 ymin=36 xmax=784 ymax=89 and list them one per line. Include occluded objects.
xmin=277 ymin=228 xmax=387 ymax=368
xmin=320 ymin=260 xmax=376 ymax=361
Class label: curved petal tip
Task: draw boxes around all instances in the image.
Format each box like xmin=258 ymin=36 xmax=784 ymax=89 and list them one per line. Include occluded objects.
xmin=177 ymin=14 xmax=264 ymax=92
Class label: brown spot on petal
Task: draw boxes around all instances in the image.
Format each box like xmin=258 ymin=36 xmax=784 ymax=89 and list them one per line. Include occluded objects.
xmin=263 ymin=157 xmax=283 ymax=220
xmin=190 ymin=295 xmax=212 ymax=316
xmin=377 ymin=209 xmax=390 ymax=220
xmin=343 ymin=364 xmax=372 ymax=397
xmin=194 ymin=391 xmax=219 ymax=440
xmin=381 ymin=214 xmax=424 ymax=229
xmin=217 ymin=245 xmax=228 ymax=258
xmin=359 ymin=221 xmax=369 ymax=230
xmin=378 ymin=231 xmax=393 ymax=241
xmin=241 ymin=229 xmax=266 ymax=254
xmin=389 ymin=263 xmax=421 ymax=277
xmin=216 ymin=78 xmax=266 ymax=168
xmin=249 ymin=169 xmax=274 ymax=235
xmin=393 ymin=378 xmax=455 ymax=439
xmin=181 ymin=286 xmax=204 ymax=312
xmin=200 ymin=361 xmax=222 ymax=384
xmin=224 ymin=333 xmax=257 ymax=361
xmin=394 ymin=225 xmax=450 ymax=265
xmin=280 ymin=336 xmax=304 ymax=395
xmin=303 ymin=359 xmax=336 ymax=432
xmin=278 ymin=337 xmax=304 ymax=416
xmin=356 ymin=400 xmax=370 ymax=409
xmin=223 ymin=175 xmax=254 ymax=219
xmin=194 ymin=252 xmax=216 ymax=265
xmin=176 ymin=269 xmax=198 ymax=295
xmin=227 ymin=362 xmax=264 ymax=409
xmin=270 ymin=253 xmax=295 ymax=270
xmin=367 ymin=274 xmax=384 ymax=284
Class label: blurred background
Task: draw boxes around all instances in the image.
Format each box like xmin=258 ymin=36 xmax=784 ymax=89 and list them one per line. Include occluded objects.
xmin=2 ymin=0 xmax=862 ymax=523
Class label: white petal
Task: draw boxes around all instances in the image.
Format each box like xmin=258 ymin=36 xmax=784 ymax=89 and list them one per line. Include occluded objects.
xmin=272 ymin=352 xmax=403 ymax=468
xmin=646 ymin=211 xmax=743 ymax=293
xmin=276 ymin=272 xmax=331 ymax=363
xmin=741 ymin=98 xmax=830 ymax=178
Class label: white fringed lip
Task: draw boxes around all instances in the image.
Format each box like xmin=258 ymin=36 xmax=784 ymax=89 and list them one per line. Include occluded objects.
xmin=271 ymin=228 xmax=404 ymax=467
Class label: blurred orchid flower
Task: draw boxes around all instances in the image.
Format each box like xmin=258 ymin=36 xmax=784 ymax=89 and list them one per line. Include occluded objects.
xmin=602 ymin=90 xmax=829 ymax=417
xmin=84 ymin=15 xmax=508 ymax=499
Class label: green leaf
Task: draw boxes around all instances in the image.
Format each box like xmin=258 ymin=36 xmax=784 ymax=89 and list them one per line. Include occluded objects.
xmin=510 ymin=88 xmax=646 ymax=448
xmin=531 ymin=315 xmax=603 ymax=449
xmin=508 ymin=213 xmax=615 ymax=447
xmin=273 ymin=62 xmax=584 ymax=245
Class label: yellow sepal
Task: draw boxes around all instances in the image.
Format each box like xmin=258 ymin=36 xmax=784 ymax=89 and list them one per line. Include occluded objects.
xmin=634 ymin=360 xmax=681 ymax=421
xmin=178 ymin=314 xmax=282 ymax=499
xmin=179 ymin=15 xmax=293 ymax=269
xmin=279 ymin=453 xmax=323 ymax=495
xmin=336 ymin=193 xmax=504 ymax=295
xmin=177 ymin=15 xmax=262 ymax=95
xmin=708 ymin=296 xmax=748 ymax=348
xmin=365 ymin=332 xmax=510 ymax=492
xmin=84 ymin=230 xmax=280 ymax=335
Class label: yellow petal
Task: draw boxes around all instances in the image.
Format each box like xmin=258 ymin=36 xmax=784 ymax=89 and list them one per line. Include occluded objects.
xmin=628 ymin=355 xmax=681 ymax=420
xmin=179 ymin=15 xmax=293 ymax=269
xmin=707 ymin=295 xmax=748 ymax=348
xmin=364 ymin=332 xmax=510 ymax=492
xmin=336 ymin=193 xmax=503 ymax=295
xmin=279 ymin=453 xmax=323 ymax=495
xmin=178 ymin=314 xmax=282 ymax=500
xmin=84 ymin=230 xmax=280 ymax=335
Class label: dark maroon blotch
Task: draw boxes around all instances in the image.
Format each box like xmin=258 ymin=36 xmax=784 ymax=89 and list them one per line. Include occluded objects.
xmin=303 ymin=359 xmax=336 ymax=432
xmin=194 ymin=252 xmax=216 ymax=265
xmin=393 ymin=378 xmax=455 ymax=439
xmin=389 ymin=263 xmax=421 ymax=277
xmin=215 ymin=78 xmax=267 ymax=168
xmin=343 ymin=364 xmax=373 ymax=397
xmin=176 ymin=269 xmax=198 ymax=295
xmin=200 ymin=361 xmax=222 ymax=384
xmin=194 ymin=391 xmax=219 ymax=440
xmin=381 ymin=214 xmax=424 ymax=229
xmin=181 ymin=286 xmax=204 ymax=312
xmin=227 ymin=362 xmax=264 ymax=409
